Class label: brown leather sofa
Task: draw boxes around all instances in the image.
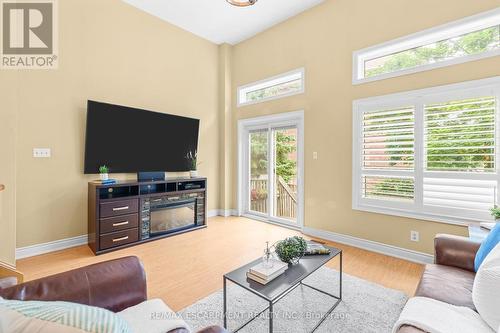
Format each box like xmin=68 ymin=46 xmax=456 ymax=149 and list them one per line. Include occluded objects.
xmin=398 ymin=234 xmax=481 ymax=333
xmin=0 ymin=256 xmax=226 ymax=333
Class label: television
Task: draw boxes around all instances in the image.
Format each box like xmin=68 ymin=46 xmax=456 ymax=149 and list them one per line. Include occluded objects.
xmin=84 ymin=100 xmax=200 ymax=174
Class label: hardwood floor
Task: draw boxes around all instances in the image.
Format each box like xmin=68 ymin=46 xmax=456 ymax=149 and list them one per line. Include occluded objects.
xmin=16 ymin=217 xmax=424 ymax=312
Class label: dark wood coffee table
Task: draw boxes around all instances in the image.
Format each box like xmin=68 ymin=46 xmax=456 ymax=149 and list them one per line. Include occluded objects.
xmin=223 ymin=246 xmax=342 ymax=333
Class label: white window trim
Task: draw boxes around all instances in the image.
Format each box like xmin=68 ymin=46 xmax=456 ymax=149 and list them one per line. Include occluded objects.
xmin=353 ymin=8 xmax=500 ymax=85
xmin=352 ymin=76 xmax=500 ymax=226
xmin=237 ymin=110 xmax=305 ymax=230
xmin=237 ymin=68 xmax=305 ymax=107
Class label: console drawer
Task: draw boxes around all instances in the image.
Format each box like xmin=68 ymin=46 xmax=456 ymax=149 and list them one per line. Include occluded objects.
xmin=100 ymin=199 xmax=138 ymax=218
xmin=100 ymin=228 xmax=138 ymax=250
xmin=100 ymin=214 xmax=139 ymax=234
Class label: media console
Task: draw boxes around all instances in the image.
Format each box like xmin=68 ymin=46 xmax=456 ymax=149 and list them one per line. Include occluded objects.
xmin=88 ymin=177 xmax=207 ymax=255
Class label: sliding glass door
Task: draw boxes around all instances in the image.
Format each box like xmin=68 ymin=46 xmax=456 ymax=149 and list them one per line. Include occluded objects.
xmin=240 ymin=112 xmax=303 ymax=229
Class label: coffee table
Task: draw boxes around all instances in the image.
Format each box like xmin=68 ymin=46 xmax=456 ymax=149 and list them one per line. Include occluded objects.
xmin=223 ymin=246 xmax=342 ymax=333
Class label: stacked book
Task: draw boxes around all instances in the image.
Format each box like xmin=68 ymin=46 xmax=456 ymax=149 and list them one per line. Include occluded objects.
xmin=247 ymin=260 xmax=288 ymax=285
xmin=92 ymin=179 xmax=117 ymax=185
xmin=305 ymin=241 xmax=331 ymax=255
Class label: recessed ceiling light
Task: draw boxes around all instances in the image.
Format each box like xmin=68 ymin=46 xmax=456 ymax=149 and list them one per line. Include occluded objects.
xmin=226 ymin=0 xmax=258 ymax=7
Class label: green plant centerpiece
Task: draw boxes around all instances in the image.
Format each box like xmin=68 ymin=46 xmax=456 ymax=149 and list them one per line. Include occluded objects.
xmin=275 ymin=236 xmax=307 ymax=264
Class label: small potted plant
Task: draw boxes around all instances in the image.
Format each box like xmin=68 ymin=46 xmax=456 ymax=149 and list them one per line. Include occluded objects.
xmin=186 ymin=150 xmax=201 ymax=178
xmin=490 ymin=206 xmax=500 ymax=222
xmin=275 ymin=236 xmax=307 ymax=264
xmin=99 ymin=165 xmax=109 ymax=181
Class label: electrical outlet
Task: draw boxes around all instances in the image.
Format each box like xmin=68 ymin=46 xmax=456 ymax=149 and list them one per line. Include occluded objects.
xmin=410 ymin=230 xmax=420 ymax=242
xmin=33 ymin=148 xmax=51 ymax=158
xmin=313 ymin=152 xmax=318 ymax=160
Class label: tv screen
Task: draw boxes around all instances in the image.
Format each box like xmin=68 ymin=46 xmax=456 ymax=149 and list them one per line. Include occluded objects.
xmin=84 ymin=100 xmax=199 ymax=174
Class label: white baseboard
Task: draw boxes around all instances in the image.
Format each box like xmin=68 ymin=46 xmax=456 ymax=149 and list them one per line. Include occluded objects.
xmin=16 ymin=235 xmax=88 ymax=260
xmin=208 ymin=209 xmax=238 ymax=217
xmin=303 ymin=227 xmax=434 ymax=264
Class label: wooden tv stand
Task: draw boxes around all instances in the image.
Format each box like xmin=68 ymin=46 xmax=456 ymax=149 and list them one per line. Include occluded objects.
xmin=88 ymin=177 xmax=207 ymax=255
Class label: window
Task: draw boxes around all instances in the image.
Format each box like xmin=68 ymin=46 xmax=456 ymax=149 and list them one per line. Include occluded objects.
xmin=353 ymin=77 xmax=500 ymax=224
xmin=237 ymin=68 xmax=304 ymax=107
xmin=353 ymin=9 xmax=500 ymax=84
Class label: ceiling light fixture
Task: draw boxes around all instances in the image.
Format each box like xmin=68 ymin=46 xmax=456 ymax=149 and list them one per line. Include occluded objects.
xmin=226 ymin=0 xmax=258 ymax=7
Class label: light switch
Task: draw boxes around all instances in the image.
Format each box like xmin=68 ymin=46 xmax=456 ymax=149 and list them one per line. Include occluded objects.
xmin=313 ymin=152 xmax=318 ymax=160
xmin=33 ymin=148 xmax=51 ymax=158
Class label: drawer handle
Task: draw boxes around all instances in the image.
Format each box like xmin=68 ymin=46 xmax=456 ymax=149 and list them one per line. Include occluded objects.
xmin=112 ymin=236 xmax=129 ymax=242
xmin=112 ymin=206 xmax=129 ymax=211
xmin=112 ymin=221 xmax=129 ymax=227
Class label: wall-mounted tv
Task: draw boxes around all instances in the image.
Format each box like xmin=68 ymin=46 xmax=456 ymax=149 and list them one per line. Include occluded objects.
xmin=84 ymin=100 xmax=199 ymax=174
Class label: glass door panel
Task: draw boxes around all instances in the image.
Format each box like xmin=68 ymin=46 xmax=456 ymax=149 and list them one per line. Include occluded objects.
xmin=249 ymin=130 xmax=268 ymax=215
xmin=272 ymin=127 xmax=298 ymax=224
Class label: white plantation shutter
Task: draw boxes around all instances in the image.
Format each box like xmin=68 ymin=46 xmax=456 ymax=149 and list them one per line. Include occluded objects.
xmin=359 ymin=106 xmax=415 ymax=208
xmin=353 ymin=78 xmax=500 ymax=224
xmin=423 ymin=178 xmax=497 ymax=220
xmin=422 ymin=96 xmax=497 ymax=220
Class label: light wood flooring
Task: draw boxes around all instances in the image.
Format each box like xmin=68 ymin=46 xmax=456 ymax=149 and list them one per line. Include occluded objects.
xmin=16 ymin=217 xmax=424 ymax=311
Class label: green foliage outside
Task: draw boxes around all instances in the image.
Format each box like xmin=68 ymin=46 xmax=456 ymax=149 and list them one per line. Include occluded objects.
xmin=250 ymin=131 xmax=297 ymax=183
xmin=366 ymin=26 xmax=499 ymax=78
xmin=246 ymin=79 xmax=301 ymax=102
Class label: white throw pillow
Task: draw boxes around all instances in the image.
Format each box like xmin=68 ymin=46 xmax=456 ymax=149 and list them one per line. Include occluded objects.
xmin=473 ymin=243 xmax=500 ymax=330
xmin=118 ymin=299 xmax=189 ymax=333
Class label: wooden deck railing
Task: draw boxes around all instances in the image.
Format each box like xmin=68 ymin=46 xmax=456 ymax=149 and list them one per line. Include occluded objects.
xmin=250 ymin=178 xmax=297 ymax=219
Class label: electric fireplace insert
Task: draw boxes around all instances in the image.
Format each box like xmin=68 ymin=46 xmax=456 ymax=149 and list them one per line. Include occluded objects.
xmin=149 ymin=197 xmax=197 ymax=236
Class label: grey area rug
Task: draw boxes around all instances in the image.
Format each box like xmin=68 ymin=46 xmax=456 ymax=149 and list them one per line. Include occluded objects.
xmin=179 ymin=266 xmax=408 ymax=333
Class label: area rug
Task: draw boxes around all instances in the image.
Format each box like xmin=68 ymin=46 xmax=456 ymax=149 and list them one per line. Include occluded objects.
xmin=179 ymin=266 xmax=408 ymax=333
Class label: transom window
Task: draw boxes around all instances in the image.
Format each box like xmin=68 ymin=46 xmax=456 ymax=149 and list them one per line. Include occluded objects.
xmin=353 ymin=9 xmax=500 ymax=84
xmin=353 ymin=77 xmax=500 ymax=224
xmin=237 ymin=68 xmax=305 ymax=107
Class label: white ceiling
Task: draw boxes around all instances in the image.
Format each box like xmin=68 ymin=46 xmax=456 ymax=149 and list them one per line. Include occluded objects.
xmin=122 ymin=0 xmax=325 ymax=45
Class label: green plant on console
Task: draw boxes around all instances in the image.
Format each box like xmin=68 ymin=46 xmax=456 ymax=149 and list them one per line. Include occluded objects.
xmin=99 ymin=165 xmax=109 ymax=174
xmin=185 ymin=150 xmax=200 ymax=171
xmin=490 ymin=206 xmax=500 ymax=220
xmin=275 ymin=236 xmax=307 ymax=264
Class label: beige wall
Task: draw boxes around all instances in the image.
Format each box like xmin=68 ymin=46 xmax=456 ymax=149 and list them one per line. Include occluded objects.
xmin=0 ymin=71 xmax=18 ymax=266
xmin=11 ymin=0 xmax=220 ymax=248
xmin=230 ymin=0 xmax=500 ymax=254
xmin=218 ymin=44 xmax=234 ymax=212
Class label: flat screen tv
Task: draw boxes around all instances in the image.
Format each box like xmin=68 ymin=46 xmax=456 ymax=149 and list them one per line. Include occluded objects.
xmin=84 ymin=100 xmax=199 ymax=174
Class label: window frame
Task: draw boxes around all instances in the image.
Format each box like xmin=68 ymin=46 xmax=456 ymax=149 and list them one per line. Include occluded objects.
xmin=352 ymin=76 xmax=500 ymax=226
xmin=237 ymin=68 xmax=305 ymax=107
xmin=352 ymin=8 xmax=500 ymax=85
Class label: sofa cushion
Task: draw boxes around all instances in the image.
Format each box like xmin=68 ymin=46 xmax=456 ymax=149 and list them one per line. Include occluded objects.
xmin=473 ymin=243 xmax=500 ymax=330
xmin=415 ymin=264 xmax=476 ymax=310
xmin=118 ymin=299 xmax=189 ymax=333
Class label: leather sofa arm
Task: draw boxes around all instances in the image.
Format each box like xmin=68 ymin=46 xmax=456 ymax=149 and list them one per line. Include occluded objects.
xmin=434 ymin=234 xmax=481 ymax=272
xmin=0 ymin=256 xmax=147 ymax=312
